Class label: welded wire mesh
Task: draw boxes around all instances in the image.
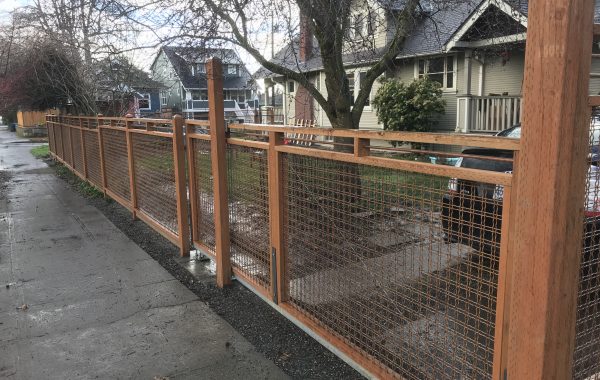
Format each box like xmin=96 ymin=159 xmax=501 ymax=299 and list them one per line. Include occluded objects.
xmin=83 ymin=130 xmax=102 ymax=188
xmin=132 ymin=133 xmax=178 ymax=234
xmin=282 ymin=154 xmax=503 ymax=378
xmin=573 ymin=111 xmax=600 ymax=380
xmin=191 ymin=138 xmax=215 ymax=254
xmin=227 ymin=144 xmax=270 ymax=289
xmin=63 ymin=126 xmax=73 ymax=166
xmin=71 ymin=129 xmax=84 ymax=176
xmin=101 ymin=128 xmax=131 ymax=202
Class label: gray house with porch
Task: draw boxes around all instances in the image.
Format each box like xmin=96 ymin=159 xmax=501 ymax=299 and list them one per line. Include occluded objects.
xmin=257 ymin=0 xmax=600 ymax=134
xmin=151 ymin=46 xmax=258 ymax=121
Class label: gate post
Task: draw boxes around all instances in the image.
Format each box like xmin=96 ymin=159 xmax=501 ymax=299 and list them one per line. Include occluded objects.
xmin=125 ymin=114 xmax=137 ymax=219
xmin=505 ymin=1 xmax=595 ymax=378
xmin=268 ymin=131 xmax=288 ymax=303
xmin=207 ymin=58 xmax=232 ymax=287
xmin=172 ymin=115 xmax=190 ymax=257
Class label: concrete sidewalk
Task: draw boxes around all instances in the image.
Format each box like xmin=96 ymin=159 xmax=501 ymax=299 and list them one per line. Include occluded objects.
xmin=0 ymin=125 xmax=288 ymax=379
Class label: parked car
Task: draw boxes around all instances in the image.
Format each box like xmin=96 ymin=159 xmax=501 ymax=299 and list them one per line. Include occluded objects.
xmin=441 ymin=124 xmax=600 ymax=254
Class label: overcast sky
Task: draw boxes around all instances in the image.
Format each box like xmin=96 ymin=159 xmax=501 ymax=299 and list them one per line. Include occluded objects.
xmin=0 ymin=0 xmax=281 ymax=79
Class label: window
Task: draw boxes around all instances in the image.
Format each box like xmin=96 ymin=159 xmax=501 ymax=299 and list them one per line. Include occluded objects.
xmin=288 ymin=81 xmax=295 ymax=93
xmin=227 ymin=64 xmax=237 ymax=75
xmin=417 ymin=56 xmax=455 ymax=89
xmin=367 ymin=11 xmax=376 ymax=35
xmin=359 ymin=71 xmax=370 ymax=106
xmin=139 ymin=93 xmax=151 ymax=110
xmin=347 ymin=73 xmax=355 ymax=106
xmin=160 ymin=91 xmax=167 ymax=106
xmin=315 ymin=73 xmax=321 ymax=92
xmin=197 ymin=63 xmax=206 ymax=74
xmin=353 ymin=15 xmax=363 ymax=39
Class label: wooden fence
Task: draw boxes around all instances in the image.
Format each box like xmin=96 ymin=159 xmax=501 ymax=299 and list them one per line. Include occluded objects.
xmin=45 ymin=3 xmax=600 ymax=376
xmin=46 ymin=115 xmax=189 ymax=256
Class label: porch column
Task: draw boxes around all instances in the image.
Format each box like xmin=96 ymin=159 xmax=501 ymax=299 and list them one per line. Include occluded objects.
xmin=462 ymin=50 xmax=473 ymax=133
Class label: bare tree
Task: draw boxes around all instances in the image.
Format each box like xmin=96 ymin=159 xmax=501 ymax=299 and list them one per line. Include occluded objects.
xmin=174 ymin=0 xmax=423 ymax=131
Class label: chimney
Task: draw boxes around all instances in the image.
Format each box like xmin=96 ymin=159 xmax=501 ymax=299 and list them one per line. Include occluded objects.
xmin=299 ymin=14 xmax=313 ymax=62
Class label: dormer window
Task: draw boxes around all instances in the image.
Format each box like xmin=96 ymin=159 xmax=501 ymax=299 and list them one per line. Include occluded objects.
xmin=197 ymin=63 xmax=206 ymax=74
xmin=227 ymin=64 xmax=238 ymax=75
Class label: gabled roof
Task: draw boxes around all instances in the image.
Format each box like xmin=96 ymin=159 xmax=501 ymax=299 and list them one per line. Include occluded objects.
xmin=96 ymin=58 xmax=163 ymax=93
xmin=155 ymin=46 xmax=256 ymax=90
xmin=255 ymin=0 xmax=483 ymax=79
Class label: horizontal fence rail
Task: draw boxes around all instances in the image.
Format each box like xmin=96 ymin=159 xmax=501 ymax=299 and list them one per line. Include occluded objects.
xmin=218 ymin=122 xmax=519 ymax=378
xmin=46 ymin=115 xmax=190 ymax=256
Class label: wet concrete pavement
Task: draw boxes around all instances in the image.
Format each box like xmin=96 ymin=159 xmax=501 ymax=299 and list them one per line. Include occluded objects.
xmin=0 ymin=126 xmax=288 ymax=379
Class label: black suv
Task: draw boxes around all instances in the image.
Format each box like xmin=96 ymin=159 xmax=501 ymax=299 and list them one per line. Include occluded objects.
xmin=441 ymin=125 xmax=600 ymax=254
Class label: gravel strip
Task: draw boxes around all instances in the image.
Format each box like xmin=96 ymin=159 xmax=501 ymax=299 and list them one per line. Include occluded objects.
xmin=48 ymin=160 xmax=364 ymax=380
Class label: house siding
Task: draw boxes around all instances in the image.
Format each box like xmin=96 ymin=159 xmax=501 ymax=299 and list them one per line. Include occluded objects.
xmin=151 ymin=50 xmax=184 ymax=109
xmin=481 ymin=52 xmax=525 ymax=96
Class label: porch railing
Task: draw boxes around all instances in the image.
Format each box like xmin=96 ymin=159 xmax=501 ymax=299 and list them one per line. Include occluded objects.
xmin=456 ymin=95 xmax=522 ymax=133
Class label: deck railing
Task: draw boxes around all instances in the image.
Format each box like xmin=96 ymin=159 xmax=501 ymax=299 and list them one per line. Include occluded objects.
xmin=457 ymin=95 xmax=522 ymax=133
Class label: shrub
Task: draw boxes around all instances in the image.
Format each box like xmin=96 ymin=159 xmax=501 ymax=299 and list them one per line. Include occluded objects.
xmin=372 ymin=77 xmax=446 ymax=133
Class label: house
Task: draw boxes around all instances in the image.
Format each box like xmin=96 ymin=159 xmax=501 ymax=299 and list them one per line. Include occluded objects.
xmin=256 ymin=0 xmax=600 ymax=134
xmin=150 ymin=46 xmax=259 ymax=121
xmin=95 ymin=58 xmax=163 ymax=117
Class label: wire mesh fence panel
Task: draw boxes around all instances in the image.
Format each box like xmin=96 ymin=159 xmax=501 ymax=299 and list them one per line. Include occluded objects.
xmin=71 ymin=129 xmax=84 ymax=176
xmin=132 ymin=133 xmax=178 ymax=234
xmin=191 ymin=138 xmax=215 ymax=254
xmin=101 ymin=128 xmax=131 ymax=202
xmin=55 ymin=124 xmax=63 ymax=159
xmin=63 ymin=125 xmax=73 ymax=167
xmin=83 ymin=130 xmax=102 ymax=188
xmin=227 ymin=144 xmax=271 ymax=290
xmin=282 ymin=154 xmax=503 ymax=379
xmin=573 ymin=111 xmax=600 ymax=380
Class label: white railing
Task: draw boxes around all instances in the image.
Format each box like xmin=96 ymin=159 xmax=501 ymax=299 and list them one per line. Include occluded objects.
xmin=456 ymin=95 xmax=522 ymax=133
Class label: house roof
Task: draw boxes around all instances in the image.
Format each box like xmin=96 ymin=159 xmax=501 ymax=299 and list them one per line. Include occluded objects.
xmin=96 ymin=58 xmax=163 ymax=93
xmin=258 ymin=0 xmax=600 ymax=79
xmin=158 ymin=46 xmax=256 ymax=90
xmin=255 ymin=0 xmax=486 ymax=79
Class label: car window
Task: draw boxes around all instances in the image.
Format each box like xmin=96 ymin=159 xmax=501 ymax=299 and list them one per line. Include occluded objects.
xmin=497 ymin=126 xmax=521 ymax=139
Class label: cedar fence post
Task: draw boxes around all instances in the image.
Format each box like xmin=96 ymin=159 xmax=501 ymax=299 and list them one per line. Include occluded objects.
xmin=505 ymin=1 xmax=595 ymax=378
xmin=125 ymin=114 xmax=137 ymax=219
xmin=268 ymin=131 xmax=288 ymax=303
xmin=69 ymin=119 xmax=75 ymax=167
xmin=172 ymin=115 xmax=190 ymax=257
xmin=79 ymin=117 xmax=88 ymax=179
xmin=97 ymin=114 xmax=108 ymax=195
xmin=207 ymin=57 xmax=232 ymax=287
